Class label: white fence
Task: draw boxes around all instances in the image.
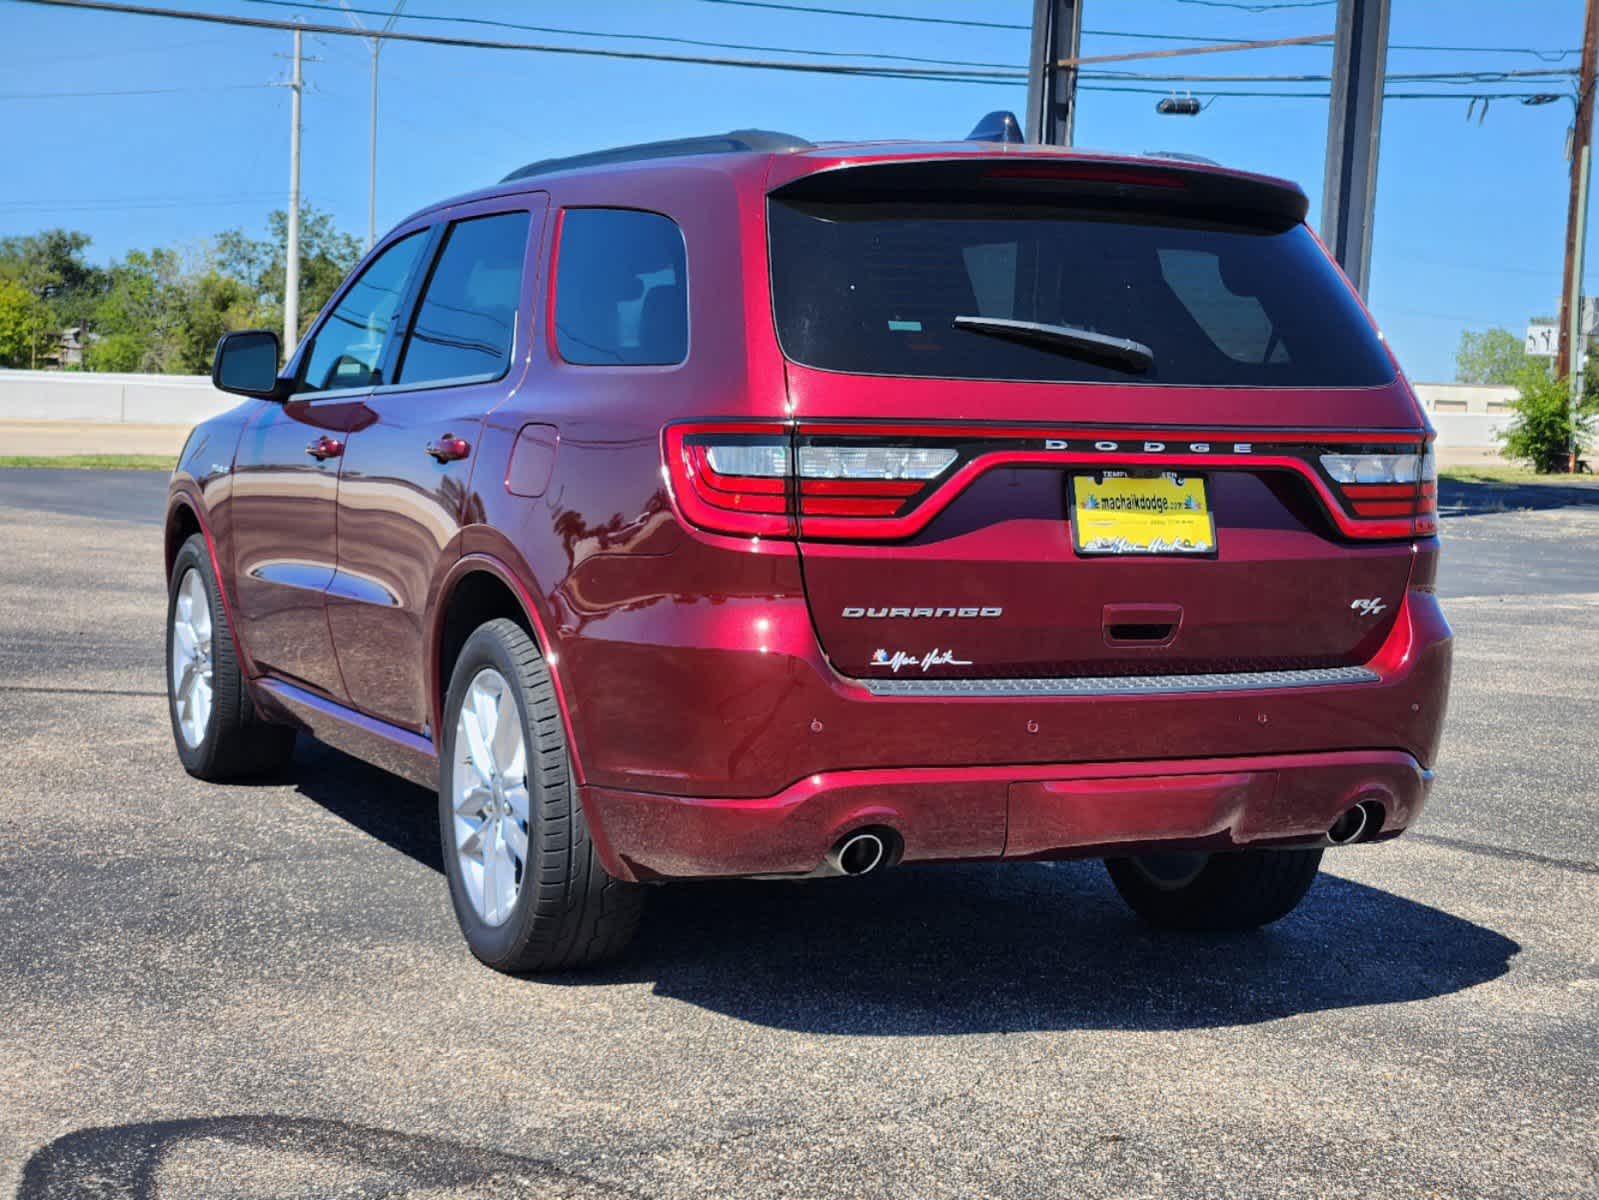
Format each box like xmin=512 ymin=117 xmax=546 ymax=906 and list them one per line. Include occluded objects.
xmin=0 ymin=369 xmax=236 ymax=426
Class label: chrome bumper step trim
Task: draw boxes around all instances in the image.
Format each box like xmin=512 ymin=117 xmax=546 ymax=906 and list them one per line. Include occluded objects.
xmin=858 ymin=665 xmax=1380 ymax=698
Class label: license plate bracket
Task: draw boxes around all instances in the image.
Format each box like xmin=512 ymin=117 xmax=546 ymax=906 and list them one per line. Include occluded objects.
xmin=1071 ymin=471 xmax=1216 ymax=556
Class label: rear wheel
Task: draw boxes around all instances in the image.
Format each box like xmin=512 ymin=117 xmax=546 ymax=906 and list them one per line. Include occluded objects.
xmin=1104 ymin=847 xmax=1323 ymax=931
xmin=166 ymin=533 xmax=296 ymax=780
xmin=439 ymin=618 xmax=644 ymax=972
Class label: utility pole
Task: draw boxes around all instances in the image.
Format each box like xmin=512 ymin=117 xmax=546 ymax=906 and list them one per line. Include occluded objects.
xmin=284 ymin=26 xmax=303 ymax=354
xmin=367 ymin=37 xmax=380 ymax=248
xmin=1556 ymin=0 xmax=1599 ymax=471
xmin=324 ymin=0 xmax=406 ymax=249
xmin=1320 ymin=0 xmax=1390 ymax=299
xmin=1025 ymin=0 xmax=1082 ymax=145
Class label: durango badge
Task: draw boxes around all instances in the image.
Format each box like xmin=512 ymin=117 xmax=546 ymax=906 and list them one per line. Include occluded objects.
xmin=843 ymin=606 xmax=1003 ymax=619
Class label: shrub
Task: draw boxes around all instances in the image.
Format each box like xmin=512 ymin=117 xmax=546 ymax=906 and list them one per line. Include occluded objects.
xmin=1499 ymin=362 xmax=1599 ymax=473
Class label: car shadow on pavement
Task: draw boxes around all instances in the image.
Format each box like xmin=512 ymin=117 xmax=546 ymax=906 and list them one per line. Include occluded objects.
xmin=14 ymin=1116 xmax=629 ymax=1200
xmin=1438 ymin=476 xmax=1599 ymax=516
xmin=281 ymin=739 xmax=1519 ymax=1036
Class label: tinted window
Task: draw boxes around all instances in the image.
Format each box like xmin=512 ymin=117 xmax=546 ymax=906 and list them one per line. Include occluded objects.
xmin=555 ymin=209 xmax=687 ymax=365
xmin=298 ymin=231 xmax=427 ymax=393
xmin=769 ymin=200 xmax=1395 ymax=387
xmin=397 ymin=211 xmax=530 ymax=384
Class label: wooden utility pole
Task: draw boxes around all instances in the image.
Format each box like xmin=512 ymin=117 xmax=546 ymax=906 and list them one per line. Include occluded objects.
xmin=1556 ymin=0 xmax=1599 ymax=470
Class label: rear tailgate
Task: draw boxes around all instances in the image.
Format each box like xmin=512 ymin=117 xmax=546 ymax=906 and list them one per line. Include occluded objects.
xmin=765 ymin=156 xmax=1433 ymax=685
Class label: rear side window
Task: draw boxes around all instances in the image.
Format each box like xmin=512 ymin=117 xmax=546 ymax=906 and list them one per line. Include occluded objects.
xmin=555 ymin=209 xmax=687 ymax=366
xmin=397 ymin=210 xmax=530 ymax=385
xmin=769 ymin=200 xmax=1395 ymax=387
xmin=298 ymin=230 xmax=427 ymax=394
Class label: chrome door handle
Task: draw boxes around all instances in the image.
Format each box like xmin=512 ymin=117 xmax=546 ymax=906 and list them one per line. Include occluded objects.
xmin=426 ymin=434 xmax=471 ymax=463
xmin=306 ymin=436 xmax=344 ymax=461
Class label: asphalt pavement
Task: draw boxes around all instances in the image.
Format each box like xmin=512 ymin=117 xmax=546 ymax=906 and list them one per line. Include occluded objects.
xmin=0 ymin=468 xmax=1595 ymax=1199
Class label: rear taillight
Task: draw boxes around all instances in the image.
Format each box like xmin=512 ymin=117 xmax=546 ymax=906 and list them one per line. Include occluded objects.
xmin=663 ymin=425 xmax=960 ymax=537
xmin=1320 ymin=444 xmax=1436 ymax=537
xmin=796 ymin=445 xmax=954 ymax=517
xmin=665 ymin=425 xmax=794 ymax=538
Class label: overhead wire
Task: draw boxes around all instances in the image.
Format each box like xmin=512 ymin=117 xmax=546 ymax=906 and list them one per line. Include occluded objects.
xmin=236 ymin=0 xmax=1023 ymax=71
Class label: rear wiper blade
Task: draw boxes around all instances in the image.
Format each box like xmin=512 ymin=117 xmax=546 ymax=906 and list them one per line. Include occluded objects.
xmin=951 ymin=316 xmax=1154 ymax=374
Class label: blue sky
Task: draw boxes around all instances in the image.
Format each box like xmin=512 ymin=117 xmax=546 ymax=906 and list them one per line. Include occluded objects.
xmin=0 ymin=0 xmax=1590 ymax=381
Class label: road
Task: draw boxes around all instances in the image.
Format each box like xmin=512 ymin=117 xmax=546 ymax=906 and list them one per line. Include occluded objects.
xmin=0 ymin=468 xmax=1595 ymax=1199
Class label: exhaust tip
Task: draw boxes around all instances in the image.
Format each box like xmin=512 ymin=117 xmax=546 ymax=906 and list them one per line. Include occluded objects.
xmin=831 ymin=831 xmax=887 ymax=876
xmin=1326 ymin=803 xmax=1370 ymax=846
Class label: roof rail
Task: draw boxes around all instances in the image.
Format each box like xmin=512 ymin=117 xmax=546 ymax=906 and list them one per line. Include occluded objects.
xmin=1143 ymin=150 xmax=1220 ymax=166
xmin=501 ymin=129 xmax=813 ymax=182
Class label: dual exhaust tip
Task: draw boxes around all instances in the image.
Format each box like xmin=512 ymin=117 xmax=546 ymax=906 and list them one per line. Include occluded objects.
xmin=1326 ymin=800 xmax=1384 ymax=846
xmin=828 ymin=805 xmax=1380 ymax=874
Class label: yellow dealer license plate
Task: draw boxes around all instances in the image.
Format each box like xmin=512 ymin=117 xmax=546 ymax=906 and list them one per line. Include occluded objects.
xmin=1072 ymin=472 xmax=1216 ymax=555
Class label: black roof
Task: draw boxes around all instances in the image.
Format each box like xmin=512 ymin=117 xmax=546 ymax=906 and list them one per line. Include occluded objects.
xmin=501 ymin=129 xmax=813 ymax=182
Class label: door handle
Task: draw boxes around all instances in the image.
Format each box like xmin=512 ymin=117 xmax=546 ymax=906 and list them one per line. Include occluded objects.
xmin=426 ymin=434 xmax=472 ymax=463
xmin=305 ymin=435 xmax=344 ymax=461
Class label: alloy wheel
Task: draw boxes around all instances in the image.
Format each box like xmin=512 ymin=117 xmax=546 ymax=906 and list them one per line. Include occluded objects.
xmin=170 ymin=567 xmax=214 ymax=748
xmin=451 ymin=668 xmax=531 ymax=926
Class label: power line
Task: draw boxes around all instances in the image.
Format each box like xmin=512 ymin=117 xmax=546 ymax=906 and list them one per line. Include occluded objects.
xmin=236 ymin=0 xmax=1022 ymax=72
xmin=693 ymin=0 xmax=1578 ymax=60
xmin=1169 ymin=0 xmax=1334 ymax=10
xmin=1084 ymin=67 xmax=1578 ymax=84
xmin=7 ymin=0 xmax=1025 ymax=83
xmin=0 ymin=83 xmax=274 ymax=98
xmin=693 ymin=0 xmax=1028 ymax=31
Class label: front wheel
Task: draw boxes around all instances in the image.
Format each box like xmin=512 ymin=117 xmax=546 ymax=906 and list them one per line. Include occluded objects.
xmin=1104 ymin=847 xmax=1323 ymax=931
xmin=439 ymin=618 xmax=644 ymax=972
xmin=166 ymin=533 xmax=295 ymax=780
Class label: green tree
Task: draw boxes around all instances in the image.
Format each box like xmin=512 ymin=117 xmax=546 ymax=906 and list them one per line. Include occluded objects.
xmin=0 ymin=228 xmax=106 ymax=330
xmin=0 ymin=277 xmax=57 ymax=368
xmin=1498 ymin=361 xmax=1599 ymax=473
xmin=217 ymin=205 xmax=361 ymax=340
xmin=1454 ymin=327 xmax=1529 ymax=385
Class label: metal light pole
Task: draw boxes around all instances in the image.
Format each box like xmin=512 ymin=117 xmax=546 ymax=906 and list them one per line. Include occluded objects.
xmin=1025 ymin=0 xmax=1082 ymax=145
xmin=1320 ymin=0 xmax=1390 ymax=300
xmin=285 ymin=26 xmax=302 ymax=352
xmin=327 ymin=0 xmax=407 ymax=249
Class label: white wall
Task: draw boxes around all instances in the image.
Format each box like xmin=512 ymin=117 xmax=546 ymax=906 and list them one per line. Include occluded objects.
xmin=1411 ymin=382 xmax=1518 ymax=448
xmin=0 ymin=369 xmax=236 ymax=425
xmin=0 ymin=369 xmax=1524 ymax=450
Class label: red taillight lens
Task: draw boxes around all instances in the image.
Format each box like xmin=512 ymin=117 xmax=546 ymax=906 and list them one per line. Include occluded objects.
xmin=664 ymin=425 xmax=794 ymax=537
xmin=664 ymin=425 xmax=961 ymax=538
xmin=1320 ymin=444 xmax=1436 ymax=537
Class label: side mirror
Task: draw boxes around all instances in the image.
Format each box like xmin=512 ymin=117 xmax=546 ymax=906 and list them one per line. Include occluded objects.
xmin=213 ymin=330 xmax=285 ymax=399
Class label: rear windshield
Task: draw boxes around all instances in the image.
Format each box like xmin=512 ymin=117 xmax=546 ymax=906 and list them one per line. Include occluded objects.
xmin=768 ymin=199 xmax=1395 ymax=387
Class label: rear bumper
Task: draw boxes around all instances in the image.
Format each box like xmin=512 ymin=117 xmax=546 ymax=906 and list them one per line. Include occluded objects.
xmin=583 ymin=748 xmax=1432 ymax=882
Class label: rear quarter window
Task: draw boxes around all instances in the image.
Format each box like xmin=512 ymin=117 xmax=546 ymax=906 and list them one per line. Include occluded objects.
xmin=555 ymin=208 xmax=688 ymax=366
xmin=769 ymin=199 xmax=1395 ymax=387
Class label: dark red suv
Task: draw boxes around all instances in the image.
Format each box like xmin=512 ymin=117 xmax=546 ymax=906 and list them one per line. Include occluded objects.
xmin=166 ymin=124 xmax=1451 ymax=972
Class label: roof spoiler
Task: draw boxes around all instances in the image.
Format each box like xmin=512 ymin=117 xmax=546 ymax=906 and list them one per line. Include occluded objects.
xmin=769 ymin=157 xmax=1310 ymax=229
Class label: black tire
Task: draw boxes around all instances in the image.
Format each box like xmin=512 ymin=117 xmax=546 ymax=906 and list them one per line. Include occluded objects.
xmin=439 ymin=618 xmax=644 ymax=972
xmin=1104 ymin=847 xmax=1323 ymax=931
xmin=166 ymin=533 xmax=296 ymax=781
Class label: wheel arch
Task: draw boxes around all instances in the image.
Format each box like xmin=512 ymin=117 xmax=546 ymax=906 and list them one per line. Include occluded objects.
xmin=429 ymin=554 xmax=588 ymax=785
xmin=164 ymin=496 xmax=203 ymax=578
